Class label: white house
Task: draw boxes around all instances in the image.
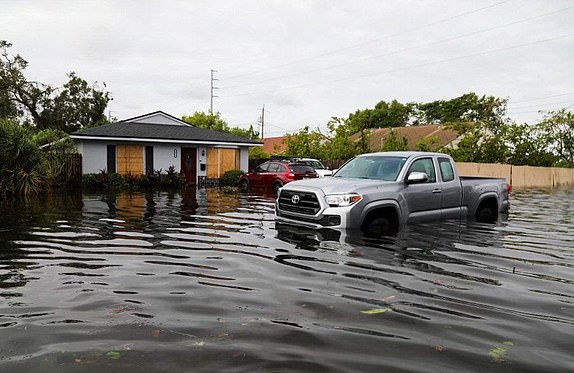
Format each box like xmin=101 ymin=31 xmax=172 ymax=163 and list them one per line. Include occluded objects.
xmin=71 ymin=111 xmax=262 ymax=184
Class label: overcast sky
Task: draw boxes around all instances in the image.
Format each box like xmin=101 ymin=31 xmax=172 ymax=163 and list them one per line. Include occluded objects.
xmin=2 ymin=0 xmax=573 ymax=137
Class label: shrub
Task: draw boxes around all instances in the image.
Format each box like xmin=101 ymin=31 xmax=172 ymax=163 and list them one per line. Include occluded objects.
xmin=82 ymin=167 xmax=185 ymax=190
xmin=223 ymin=169 xmax=245 ymax=186
xmin=0 ymin=119 xmax=45 ymax=198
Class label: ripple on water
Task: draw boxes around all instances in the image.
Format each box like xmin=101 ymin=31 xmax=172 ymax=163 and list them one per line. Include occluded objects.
xmin=0 ymin=189 xmax=573 ymax=372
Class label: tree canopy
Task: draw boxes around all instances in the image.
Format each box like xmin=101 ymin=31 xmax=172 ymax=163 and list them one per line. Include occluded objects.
xmin=281 ymin=92 xmax=573 ymax=168
xmin=182 ymin=111 xmax=259 ymax=140
xmin=0 ymin=40 xmax=111 ymax=133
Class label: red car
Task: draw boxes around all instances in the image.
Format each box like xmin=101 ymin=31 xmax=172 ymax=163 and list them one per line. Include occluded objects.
xmin=239 ymin=161 xmax=318 ymax=194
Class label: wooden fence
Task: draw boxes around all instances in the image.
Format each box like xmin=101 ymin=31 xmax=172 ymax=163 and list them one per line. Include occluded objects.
xmin=457 ymin=162 xmax=574 ymax=188
xmin=56 ymin=153 xmax=82 ymax=184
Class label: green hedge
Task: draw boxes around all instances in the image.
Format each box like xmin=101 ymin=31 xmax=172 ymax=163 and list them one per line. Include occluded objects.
xmin=222 ymin=169 xmax=245 ymax=186
xmin=83 ymin=166 xmax=185 ymax=190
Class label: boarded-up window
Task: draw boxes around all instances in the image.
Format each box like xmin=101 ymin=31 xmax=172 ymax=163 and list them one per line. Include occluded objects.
xmin=117 ymin=144 xmax=143 ymax=175
xmin=206 ymin=148 xmax=239 ymax=178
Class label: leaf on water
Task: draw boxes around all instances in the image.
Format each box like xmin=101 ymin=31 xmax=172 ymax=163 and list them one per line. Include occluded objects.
xmin=360 ymin=308 xmax=390 ymax=315
xmin=105 ymin=351 xmax=121 ymax=360
xmin=489 ymin=347 xmax=506 ymax=362
xmin=503 ymin=341 xmax=514 ymax=346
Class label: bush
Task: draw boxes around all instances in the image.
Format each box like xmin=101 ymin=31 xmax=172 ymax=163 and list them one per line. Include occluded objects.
xmin=223 ymin=169 xmax=245 ymax=186
xmin=0 ymin=119 xmax=45 ymax=198
xmin=82 ymin=166 xmax=185 ymax=190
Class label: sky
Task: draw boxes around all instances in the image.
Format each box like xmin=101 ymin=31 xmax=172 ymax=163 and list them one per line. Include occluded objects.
xmin=2 ymin=0 xmax=574 ymax=137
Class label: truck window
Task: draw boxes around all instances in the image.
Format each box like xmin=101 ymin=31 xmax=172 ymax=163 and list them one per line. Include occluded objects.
xmin=407 ymin=158 xmax=436 ymax=183
xmin=438 ymin=158 xmax=455 ymax=182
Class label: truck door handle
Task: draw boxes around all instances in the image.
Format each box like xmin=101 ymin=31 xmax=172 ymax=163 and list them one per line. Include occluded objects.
xmin=432 ymin=189 xmax=441 ymax=194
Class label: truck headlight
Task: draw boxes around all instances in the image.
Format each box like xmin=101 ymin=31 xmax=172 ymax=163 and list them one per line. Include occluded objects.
xmin=325 ymin=193 xmax=362 ymax=207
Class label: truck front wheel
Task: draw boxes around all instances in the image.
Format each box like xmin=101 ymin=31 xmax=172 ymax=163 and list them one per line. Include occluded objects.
xmin=361 ymin=208 xmax=399 ymax=237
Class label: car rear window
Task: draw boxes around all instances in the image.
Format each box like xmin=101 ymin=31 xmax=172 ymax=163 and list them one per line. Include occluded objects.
xmin=289 ymin=165 xmax=315 ymax=173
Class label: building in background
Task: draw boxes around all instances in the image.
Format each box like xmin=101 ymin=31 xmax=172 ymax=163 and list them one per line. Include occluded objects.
xmin=71 ymin=111 xmax=262 ymax=184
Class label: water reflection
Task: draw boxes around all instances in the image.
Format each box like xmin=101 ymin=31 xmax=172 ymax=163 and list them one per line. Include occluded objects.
xmin=0 ymin=188 xmax=572 ymax=372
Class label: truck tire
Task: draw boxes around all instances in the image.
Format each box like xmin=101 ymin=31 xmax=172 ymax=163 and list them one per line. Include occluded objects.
xmin=362 ymin=209 xmax=399 ymax=237
xmin=239 ymin=178 xmax=249 ymax=192
xmin=476 ymin=200 xmax=498 ymax=222
xmin=273 ymin=181 xmax=283 ymax=195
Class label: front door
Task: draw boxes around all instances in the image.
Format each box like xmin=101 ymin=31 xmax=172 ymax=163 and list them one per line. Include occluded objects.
xmin=181 ymin=147 xmax=197 ymax=184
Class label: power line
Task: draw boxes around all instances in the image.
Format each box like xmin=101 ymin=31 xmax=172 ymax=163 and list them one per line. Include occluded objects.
xmin=509 ymin=92 xmax=574 ymax=104
xmin=224 ymin=31 xmax=574 ymax=99
xmin=223 ymin=0 xmax=512 ymax=81
xmin=222 ymin=4 xmax=574 ymax=91
xmin=509 ymin=99 xmax=574 ymax=110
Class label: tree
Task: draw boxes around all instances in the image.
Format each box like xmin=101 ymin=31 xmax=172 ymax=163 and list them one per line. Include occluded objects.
xmin=325 ymin=117 xmax=370 ymax=160
xmin=0 ymin=41 xmax=52 ymax=126
xmin=346 ymin=100 xmax=414 ymax=130
xmin=40 ymin=72 xmax=110 ymax=132
xmin=504 ymin=123 xmax=556 ymax=166
xmin=0 ymin=40 xmax=111 ymax=132
xmin=444 ymin=121 xmax=509 ymax=164
xmin=285 ymin=125 xmax=325 ymax=159
xmin=249 ymin=146 xmax=269 ymax=159
xmin=182 ymin=111 xmax=259 ymax=140
xmin=539 ymin=109 xmax=574 ymax=167
xmin=415 ymin=136 xmax=440 ymax=152
xmin=0 ymin=119 xmax=44 ymax=196
xmin=381 ymin=129 xmax=408 ymax=151
xmin=416 ymin=93 xmax=507 ymax=124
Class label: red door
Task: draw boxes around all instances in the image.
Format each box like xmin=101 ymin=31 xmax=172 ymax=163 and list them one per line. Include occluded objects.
xmin=181 ymin=147 xmax=197 ymax=184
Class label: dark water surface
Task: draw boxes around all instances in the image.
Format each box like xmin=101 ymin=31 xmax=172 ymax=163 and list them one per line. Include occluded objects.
xmin=0 ymin=188 xmax=572 ymax=372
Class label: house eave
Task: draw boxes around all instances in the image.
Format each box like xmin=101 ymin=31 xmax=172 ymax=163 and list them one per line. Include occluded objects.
xmin=71 ymin=135 xmax=263 ymax=147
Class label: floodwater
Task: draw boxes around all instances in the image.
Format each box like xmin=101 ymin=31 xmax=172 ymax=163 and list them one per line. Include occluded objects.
xmin=0 ymin=187 xmax=572 ymax=372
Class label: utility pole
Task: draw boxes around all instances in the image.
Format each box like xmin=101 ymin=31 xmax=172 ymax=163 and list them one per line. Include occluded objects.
xmin=260 ymin=105 xmax=265 ymax=139
xmin=210 ymin=69 xmax=219 ymax=114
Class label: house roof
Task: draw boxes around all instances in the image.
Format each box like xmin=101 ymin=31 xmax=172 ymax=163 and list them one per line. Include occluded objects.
xmin=262 ymin=136 xmax=292 ymax=154
xmin=71 ymin=111 xmax=262 ymax=146
xmin=351 ymin=125 xmax=459 ymax=151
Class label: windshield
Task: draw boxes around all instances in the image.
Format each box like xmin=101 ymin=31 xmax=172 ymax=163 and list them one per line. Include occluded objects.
xmin=300 ymin=160 xmax=325 ymax=169
xmin=333 ymin=156 xmax=407 ymax=181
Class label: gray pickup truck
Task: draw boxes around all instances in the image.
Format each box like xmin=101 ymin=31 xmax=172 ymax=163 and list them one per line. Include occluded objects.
xmin=275 ymin=151 xmax=510 ymax=235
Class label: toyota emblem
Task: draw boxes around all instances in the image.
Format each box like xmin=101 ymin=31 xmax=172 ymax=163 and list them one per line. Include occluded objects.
xmin=291 ymin=194 xmax=300 ymax=204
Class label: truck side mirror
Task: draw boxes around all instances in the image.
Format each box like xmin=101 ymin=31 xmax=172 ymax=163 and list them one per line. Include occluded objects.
xmin=406 ymin=171 xmax=428 ymax=184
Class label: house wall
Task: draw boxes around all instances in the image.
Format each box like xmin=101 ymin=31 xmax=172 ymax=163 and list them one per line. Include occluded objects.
xmin=80 ymin=142 xmax=108 ymax=173
xmin=78 ymin=141 xmax=252 ymax=181
xmin=240 ymin=147 xmax=249 ymax=171
xmin=147 ymin=143 xmax=180 ymax=173
xmin=197 ymin=145 xmax=207 ymax=178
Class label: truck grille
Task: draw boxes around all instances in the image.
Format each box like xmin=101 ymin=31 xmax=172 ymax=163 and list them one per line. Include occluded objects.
xmin=278 ymin=190 xmax=321 ymax=215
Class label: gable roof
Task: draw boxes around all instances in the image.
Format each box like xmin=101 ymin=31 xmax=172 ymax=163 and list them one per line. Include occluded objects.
xmin=121 ymin=111 xmax=190 ymax=126
xmin=71 ymin=111 xmax=262 ymax=146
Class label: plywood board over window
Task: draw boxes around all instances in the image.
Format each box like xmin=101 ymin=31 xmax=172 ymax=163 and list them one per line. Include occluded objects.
xmin=117 ymin=144 xmax=143 ymax=175
xmin=206 ymin=148 xmax=239 ymax=178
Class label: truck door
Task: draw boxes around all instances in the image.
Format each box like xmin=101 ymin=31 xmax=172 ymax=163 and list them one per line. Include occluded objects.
xmin=438 ymin=157 xmax=463 ymax=219
xmin=403 ymin=157 xmax=442 ymax=222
